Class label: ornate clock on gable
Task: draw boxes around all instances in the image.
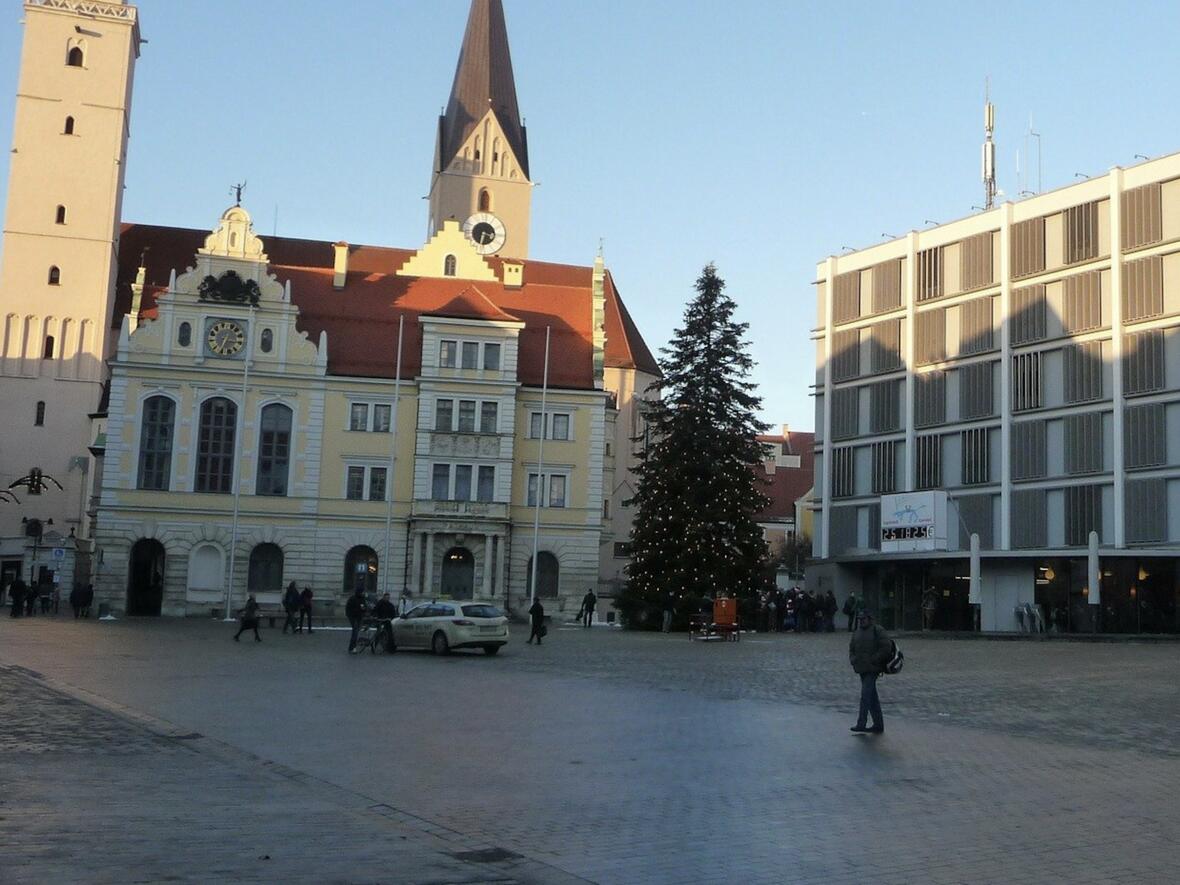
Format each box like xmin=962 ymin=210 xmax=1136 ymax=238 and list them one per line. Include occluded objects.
xmin=205 ymin=318 xmax=246 ymax=357
xmin=462 ymin=212 xmax=506 ymax=255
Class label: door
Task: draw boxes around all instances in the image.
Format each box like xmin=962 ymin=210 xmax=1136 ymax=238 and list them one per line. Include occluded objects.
xmin=127 ymin=539 xmax=166 ymax=616
xmin=440 ymin=548 xmax=474 ymax=600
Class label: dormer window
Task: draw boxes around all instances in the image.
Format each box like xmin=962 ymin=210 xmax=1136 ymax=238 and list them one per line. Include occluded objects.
xmin=443 ymin=254 xmax=457 ymax=277
xmin=67 ymin=46 xmax=84 ymax=67
xmin=48 ymin=266 xmax=61 ymax=285
xmin=63 ymin=116 xmax=75 ymax=135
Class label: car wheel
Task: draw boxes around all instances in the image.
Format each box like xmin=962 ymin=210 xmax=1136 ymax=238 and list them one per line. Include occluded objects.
xmin=431 ymin=630 xmax=450 ymax=655
xmin=483 ymin=645 xmax=500 ymax=656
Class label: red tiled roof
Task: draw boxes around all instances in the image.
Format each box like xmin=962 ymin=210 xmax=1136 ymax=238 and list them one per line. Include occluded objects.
xmin=113 ymin=223 xmax=660 ymax=389
xmin=755 ymin=430 xmax=816 ymax=521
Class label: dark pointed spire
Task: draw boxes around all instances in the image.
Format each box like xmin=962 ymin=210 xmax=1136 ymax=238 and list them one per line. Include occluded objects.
xmin=439 ymin=0 xmax=528 ymax=178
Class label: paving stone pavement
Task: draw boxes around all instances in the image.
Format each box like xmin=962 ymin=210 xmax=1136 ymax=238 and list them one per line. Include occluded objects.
xmin=1 ymin=615 xmax=1178 ymax=884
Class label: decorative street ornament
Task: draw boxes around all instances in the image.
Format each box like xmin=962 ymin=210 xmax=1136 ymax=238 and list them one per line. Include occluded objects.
xmin=198 ymin=270 xmax=261 ymax=306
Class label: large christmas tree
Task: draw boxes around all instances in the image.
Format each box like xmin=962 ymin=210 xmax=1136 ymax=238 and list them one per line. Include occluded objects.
xmin=619 ymin=264 xmax=771 ymax=628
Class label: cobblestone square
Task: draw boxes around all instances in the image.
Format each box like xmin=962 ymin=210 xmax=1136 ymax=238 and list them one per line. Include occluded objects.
xmin=1 ymin=616 xmax=1178 ymax=883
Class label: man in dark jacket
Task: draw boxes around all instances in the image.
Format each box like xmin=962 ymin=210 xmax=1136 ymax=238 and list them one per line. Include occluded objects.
xmin=580 ymin=589 xmax=596 ymax=628
xmin=297 ymin=587 xmax=314 ymax=633
xmin=527 ymin=598 xmax=545 ymax=645
xmin=345 ymin=588 xmax=368 ymax=653
xmin=9 ymin=577 xmax=25 ymax=618
xmin=281 ymin=582 xmax=301 ymax=634
xmin=372 ymin=592 xmax=397 ymax=650
xmin=849 ymin=610 xmax=893 ymax=734
xmin=824 ymin=590 xmax=839 ymax=632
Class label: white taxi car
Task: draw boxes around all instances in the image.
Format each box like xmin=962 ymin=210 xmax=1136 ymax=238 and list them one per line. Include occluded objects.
xmin=390 ymin=601 xmax=509 ymax=655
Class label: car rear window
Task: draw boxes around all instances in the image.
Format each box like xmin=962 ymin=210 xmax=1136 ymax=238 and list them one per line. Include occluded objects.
xmin=462 ymin=604 xmax=503 ymax=619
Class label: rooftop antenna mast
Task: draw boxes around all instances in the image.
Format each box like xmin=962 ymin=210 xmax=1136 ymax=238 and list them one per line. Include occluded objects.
xmin=982 ymin=80 xmax=997 ymax=209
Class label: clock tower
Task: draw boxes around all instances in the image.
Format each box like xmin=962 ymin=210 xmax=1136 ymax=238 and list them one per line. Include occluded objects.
xmin=427 ymin=0 xmax=532 ymax=260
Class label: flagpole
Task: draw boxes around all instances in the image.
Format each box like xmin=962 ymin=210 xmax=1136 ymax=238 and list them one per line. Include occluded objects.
xmin=381 ymin=315 xmax=405 ymax=600
xmin=224 ymin=304 xmax=255 ymax=621
xmin=528 ymin=326 xmax=551 ymax=605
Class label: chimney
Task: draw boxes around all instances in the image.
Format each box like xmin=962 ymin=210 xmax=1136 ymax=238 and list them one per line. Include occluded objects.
xmin=333 ymin=241 xmax=349 ymax=289
xmin=502 ymin=260 xmax=524 ymax=289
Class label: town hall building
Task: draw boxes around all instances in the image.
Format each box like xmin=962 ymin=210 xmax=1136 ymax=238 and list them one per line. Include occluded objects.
xmin=0 ymin=0 xmax=659 ymax=617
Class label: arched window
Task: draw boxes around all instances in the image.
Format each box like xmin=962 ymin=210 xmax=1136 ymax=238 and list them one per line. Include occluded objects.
xmin=48 ymin=266 xmax=61 ymax=285
xmin=67 ymin=46 xmax=84 ymax=67
xmin=343 ymin=546 xmax=378 ymax=596
xmin=478 ymin=189 xmax=491 ymax=212
xmin=34 ymin=401 xmax=45 ymax=426
xmin=256 ymin=403 xmax=292 ymax=497
xmin=248 ymin=543 xmax=284 ymax=594
xmin=526 ymin=552 xmax=560 ymax=598
xmin=137 ymin=395 xmax=175 ymax=490
xmin=260 ymin=328 xmax=273 ymax=353
xmin=63 ymin=116 xmax=75 ymax=135
xmin=55 ymin=205 xmax=66 ymax=224
xmin=195 ymin=397 xmax=236 ymax=493
xmin=187 ymin=543 xmax=222 ymax=594
xmin=443 ymin=254 xmax=457 ymax=277
xmin=177 ymin=322 xmax=191 ymax=347
xmin=42 ymin=336 xmax=55 ymax=359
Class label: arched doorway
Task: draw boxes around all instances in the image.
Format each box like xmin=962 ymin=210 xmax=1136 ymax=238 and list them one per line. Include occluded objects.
xmin=248 ymin=543 xmax=284 ymax=595
xmin=127 ymin=539 xmax=166 ymax=615
xmin=343 ymin=546 xmax=378 ymax=597
xmin=441 ymin=547 xmax=474 ymax=600
xmin=526 ymin=552 xmax=559 ymax=598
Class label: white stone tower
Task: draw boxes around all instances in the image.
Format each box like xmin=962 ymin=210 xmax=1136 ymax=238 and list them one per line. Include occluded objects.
xmin=0 ymin=1 xmax=141 ymax=558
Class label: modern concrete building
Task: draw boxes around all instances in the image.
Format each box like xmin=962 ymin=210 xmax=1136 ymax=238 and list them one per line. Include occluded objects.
xmin=808 ymin=152 xmax=1180 ymax=634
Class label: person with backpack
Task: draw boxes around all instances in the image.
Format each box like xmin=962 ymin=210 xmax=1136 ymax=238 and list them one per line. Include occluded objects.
xmin=849 ymin=609 xmax=893 ymax=734
xmin=345 ymin=587 xmax=368 ymax=654
xmin=297 ymin=586 xmax=314 ymax=633
xmin=233 ymin=594 xmax=262 ymax=642
xmin=281 ymin=581 xmax=301 ymax=634
xmin=580 ymin=589 xmax=597 ymax=628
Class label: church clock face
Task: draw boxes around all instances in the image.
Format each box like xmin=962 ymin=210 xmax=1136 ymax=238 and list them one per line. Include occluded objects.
xmin=462 ymin=212 xmax=507 ymax=255
xmin=206 ymin=319 xmax=246 ymax=357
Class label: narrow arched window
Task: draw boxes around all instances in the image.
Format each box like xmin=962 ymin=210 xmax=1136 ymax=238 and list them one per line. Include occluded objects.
xmin=48 ymin=266 xmax=61 ymax=285
xmin=67 ymin=47 xmax=84 ymax=67
xmin=443 ymin=254 xmax=457 ymax=277
xmin=137 ymin=396 xmax=175 ymax=490
xmin=260 ymin=329 xmax=273 ymax=353
xmin=195 ymin=397 xmax=236 ymax=493
xmin=256 ymin=403 xmax=292 ymax=497
xmin=55 ymin=205 xmax=66 ymax=225
xmin=63 ymin=116 xmax=75 ymax=135
xmin=177 ymin=322 xmax=191 ymax=347
xmin=43 ymin=336 xmax=55 ymax=359
xmin=478 ymin=189 xmax=491 ymax=212
xmin=35 ymin=401 xmax=46 ymax=426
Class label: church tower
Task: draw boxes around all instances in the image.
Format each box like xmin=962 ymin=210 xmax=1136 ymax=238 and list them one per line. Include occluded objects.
xmin=428 ymin=0 xmax=532 ymax=260
xmin=0 ymin=1 xmax=141 ymax=544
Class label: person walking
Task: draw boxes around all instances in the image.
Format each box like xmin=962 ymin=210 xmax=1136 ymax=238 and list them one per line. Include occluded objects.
xmin=842 ymin=592 xmax=859 ymax=632
xmin=297 ymin=586 xmax=314 ymax=633
xmin=581 ymin=589 xmax=597 ymax=628
xmin=922 ymin=588 xmax=939 ymax=631
xmin=849 ymin=610 xmax=893 ymax=734
xmin=281 ymin=581 xmax=301 ymax=634
xmin=345 ymin=587 xmax=368 ymax=654
xmin=9 ymin=577 xmax=25 ymax=618
xmin=527 ymin=598 xmax=545 ymax=644
xmin=661 ymin=602 xmax=673 ymax=633
xmin=234 ymin=594 xmax=262 ymax=642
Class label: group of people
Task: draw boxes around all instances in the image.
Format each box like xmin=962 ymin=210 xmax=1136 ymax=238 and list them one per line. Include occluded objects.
xmin=5 ymin=577 xmax=86 ymax=618
xmin=759 ymin=587 xmax=840 ymax=633
xmin=233 ymin=581 xmax=316 ymax=642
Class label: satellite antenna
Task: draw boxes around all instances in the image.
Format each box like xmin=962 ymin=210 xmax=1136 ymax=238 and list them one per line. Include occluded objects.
xmin=981 ymin=79 xmax=997 ymax=209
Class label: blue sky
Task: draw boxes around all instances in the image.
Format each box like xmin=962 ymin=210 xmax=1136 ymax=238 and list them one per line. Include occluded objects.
xmin=3 ymin=0 xmax=1180 ymax=432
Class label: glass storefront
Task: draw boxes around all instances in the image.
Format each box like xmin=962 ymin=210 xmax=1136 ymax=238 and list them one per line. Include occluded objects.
xmin=869 ymin=560 xmax=973 ymax=632
xmin=1034 ymin=557 xmax=1180 ymax=634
